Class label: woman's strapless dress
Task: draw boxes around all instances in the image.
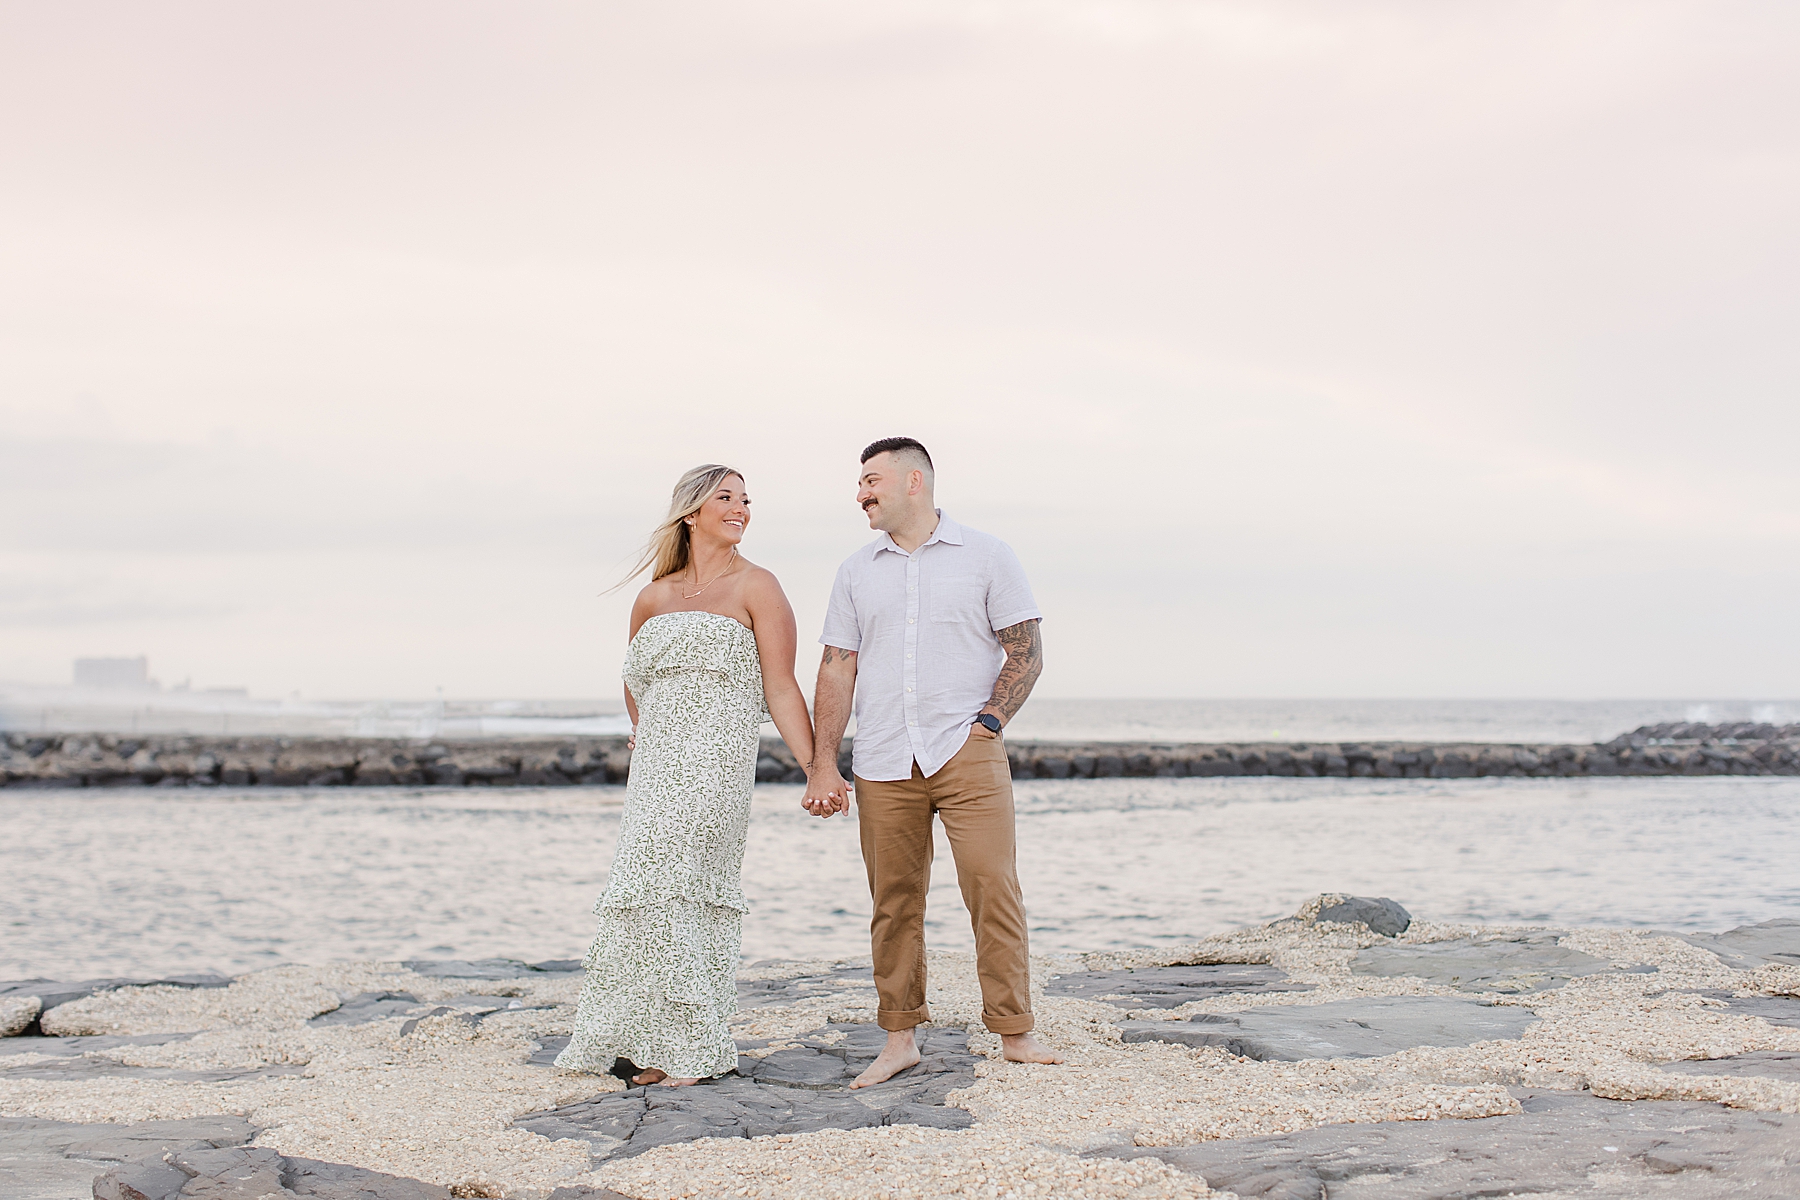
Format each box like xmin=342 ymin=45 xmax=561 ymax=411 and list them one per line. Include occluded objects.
xmin=555 ymin=610 xmax=766 ymax=1079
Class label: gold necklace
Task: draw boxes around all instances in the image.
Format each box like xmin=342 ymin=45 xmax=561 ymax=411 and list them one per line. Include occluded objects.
xmin=681 ymin=546 xmax=737 ymax=599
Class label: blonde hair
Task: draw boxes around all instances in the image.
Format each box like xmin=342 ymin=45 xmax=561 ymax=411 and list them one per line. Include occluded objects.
xmin=618 ymin=464 xmax=744 ymax=587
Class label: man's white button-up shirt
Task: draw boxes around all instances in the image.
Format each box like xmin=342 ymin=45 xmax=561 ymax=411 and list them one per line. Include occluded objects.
xmin=821 ymin=512 xmax=1041 ymax=781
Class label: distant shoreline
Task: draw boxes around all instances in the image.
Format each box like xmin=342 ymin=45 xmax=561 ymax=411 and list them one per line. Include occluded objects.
xmin=4 ymin=722 xmax=1796 ymax=788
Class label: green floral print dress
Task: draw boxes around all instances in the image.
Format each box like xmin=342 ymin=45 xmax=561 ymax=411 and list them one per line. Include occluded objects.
xmin=555 ymin=610 xmax=767 ymax=1080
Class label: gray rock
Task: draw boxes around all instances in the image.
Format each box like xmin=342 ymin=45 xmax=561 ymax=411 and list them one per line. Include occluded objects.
xmin=0 ymin=974 xmax=232 ymax=1030
xmin=530 ymin=1035 xmax=570 ymax=1068
xmin=1096 ymin=1088 xmax=1800 ymax=1199
xmin=627 ymin=1096 xmax=754 ymax=1149
xmin=518 ymin=1022 xmax=976 ymax=1159
xmin=99 ymin=1144 xmax=462 ymax=1199
xmin=0 ymin=1033 xmax=298 ymax=1082
xmin=398 ymin=958 xmax=582 ymax=979
xmin=166 ymin=1145 xmax=290 ymax=1195
xmin=1659 ymin=1050 xmax=1800 ymax=1082
xmin=881 ymin=1101 xmax=975 ymax=1131
xmin=397 ymin=1007 xmax=483 ymax=1038
xmin=92 ymin=1158 xmax=191 ymax=1200
xmin=735 ymin=964 xmax=874 ymax=1008
xmin=1351 ymin=932 xmax=1611 ymax=992
xmin=73 ymin=1126 xmax=471 ymax=1200
xmin=0 ymin=1114 xmax=251 ymax=1200
xmin=0 ymin=994 xmax=39 ymax=1037
xmin=1668 ymin=917 xmax=1800 ymax=969
xmin=742 ymin=1046 xmax=855 ymax=1089
xmin=307 ymin=991 xmax=423 ymax=1026
xmin=3 ymin=1057 xmax=291 ymax=1085
xmin=1045 ymin=964 xmax=1313 ymax=1009
xmin=310 ymin=990 xmax=530 ymax=1036
xmin=1118 ymin=995 xmax=1535 ymax=1060
xmin=1311 ymin=897 xmax=1412 ymax=936
xmin=281 ymin=1155 xmax=459 ymax=1197
xmin=0 ymin=1033 xmax=194 ymax=1065
xmin=1701 ymin=992 xmax=1800 ymax=1028
xmin=69 ymin=1115 xmax=256 ymax=1163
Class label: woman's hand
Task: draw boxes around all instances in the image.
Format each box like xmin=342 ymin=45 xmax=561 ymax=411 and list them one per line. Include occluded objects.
xmin=802 ymin=764 xmax=852 ymax=817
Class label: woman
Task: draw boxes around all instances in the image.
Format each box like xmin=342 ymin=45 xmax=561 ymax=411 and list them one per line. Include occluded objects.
xmin=555 ymin=464 xmax=816 ymax=1087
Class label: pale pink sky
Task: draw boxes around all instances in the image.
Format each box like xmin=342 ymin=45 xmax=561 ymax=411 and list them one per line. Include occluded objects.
xmin=2 ymin=2 xmax=1796 ymax=699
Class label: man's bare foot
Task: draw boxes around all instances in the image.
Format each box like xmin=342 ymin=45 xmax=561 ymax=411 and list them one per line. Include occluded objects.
xmin=849 ymin=1029 xmax=920 ymax=1088
xmin=1001 ymin=1032 xmax=1064 ymax=1065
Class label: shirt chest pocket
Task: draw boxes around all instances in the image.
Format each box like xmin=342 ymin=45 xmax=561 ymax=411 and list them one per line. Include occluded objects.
xmin=929 ymin=580 xmax=987 ymax=625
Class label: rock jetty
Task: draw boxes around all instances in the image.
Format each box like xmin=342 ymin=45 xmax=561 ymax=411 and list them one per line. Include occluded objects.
xmin=3 ymin=722 xmax=1798 ymax=789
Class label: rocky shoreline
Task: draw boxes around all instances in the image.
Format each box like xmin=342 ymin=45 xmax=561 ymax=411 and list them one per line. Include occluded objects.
xmin=3 ymin=721 xmax=1796 ymax=789
xmin=2 ymin=897 xmax=1797 ymax=1198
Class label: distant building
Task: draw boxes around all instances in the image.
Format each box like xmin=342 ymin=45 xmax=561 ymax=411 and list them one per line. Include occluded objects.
xmin=73 ymin=657 xmax=157 ymax=689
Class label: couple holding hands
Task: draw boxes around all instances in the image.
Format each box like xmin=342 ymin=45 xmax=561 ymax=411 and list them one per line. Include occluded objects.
xmin=554 ymin=437 xmax=1062 ymax=1089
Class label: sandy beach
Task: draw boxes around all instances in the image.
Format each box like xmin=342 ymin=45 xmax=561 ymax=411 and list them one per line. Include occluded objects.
xmin=4 ymin=898 xmax=1797 ymax=1199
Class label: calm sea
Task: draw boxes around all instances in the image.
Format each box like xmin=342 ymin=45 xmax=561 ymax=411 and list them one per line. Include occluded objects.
xmin=5 ymin=692 xmax=1795 ymax=744
xmin=1001 ymin=697 xmax=1800 ymax=745
xmin=5 ymin=776 xmax=1797 ymax=980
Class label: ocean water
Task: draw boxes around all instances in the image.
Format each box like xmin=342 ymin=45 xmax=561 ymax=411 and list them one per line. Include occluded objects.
xmin=998 ymin=697 xmax=1800 ymax=745
xmin=4 ymin=777 xmax=1796 ymax=979
xmin=5 ymin=691 xmax=1795 ymax=744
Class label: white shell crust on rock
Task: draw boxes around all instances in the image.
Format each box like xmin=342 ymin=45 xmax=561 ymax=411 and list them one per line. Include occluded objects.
xmin=0 ymin=915 xmax=1795 ymax=1200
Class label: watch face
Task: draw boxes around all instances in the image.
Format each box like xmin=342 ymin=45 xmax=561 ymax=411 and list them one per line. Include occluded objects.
xmin=978 ymin=714 xmax=1001 ymax=731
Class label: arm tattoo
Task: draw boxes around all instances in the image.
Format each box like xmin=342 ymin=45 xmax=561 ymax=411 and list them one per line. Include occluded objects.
xmin=986 ymin=619 xmax=1043 ymax=723
xmin=811 ymin=645 xmax=858 ymax=773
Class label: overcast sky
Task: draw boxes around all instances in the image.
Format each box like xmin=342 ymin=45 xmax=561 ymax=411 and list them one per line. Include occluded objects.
xmin=2 ymin=1 xmax=1796 ymax=701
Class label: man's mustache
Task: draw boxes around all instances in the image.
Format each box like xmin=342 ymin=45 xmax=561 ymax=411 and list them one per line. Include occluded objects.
xmin=861 ymin=498 xmax=879 ymax=511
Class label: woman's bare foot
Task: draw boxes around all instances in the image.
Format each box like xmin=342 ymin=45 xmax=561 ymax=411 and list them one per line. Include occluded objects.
xmin=849 ymin=1029 xmax=920 ymax=1088
xmin=631 ymin=1067 xmax=702 ymax=1087
xmin=1001 ymin=1033 xmax=1064 ymax=1064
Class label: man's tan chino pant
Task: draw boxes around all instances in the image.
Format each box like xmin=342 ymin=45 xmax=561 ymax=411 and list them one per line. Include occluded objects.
xmin=854 ymin=732 xmax=1034 ymax=1036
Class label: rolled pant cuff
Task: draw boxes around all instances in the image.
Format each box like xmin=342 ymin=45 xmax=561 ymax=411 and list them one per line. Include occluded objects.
xmin=983 ymin=1013 xmax=1035 ymax=1036
xmin=878 ymin=1005 xmax=931 ymax=1032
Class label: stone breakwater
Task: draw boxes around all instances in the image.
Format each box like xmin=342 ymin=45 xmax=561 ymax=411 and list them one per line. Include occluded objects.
xmin=3 ymin=723 xmax=1800 ymax=788
xmin=3 ymin=721 xmax=1797 ymax=789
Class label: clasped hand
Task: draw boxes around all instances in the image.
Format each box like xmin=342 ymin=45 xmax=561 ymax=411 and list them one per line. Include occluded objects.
xmin=802 ymin=765 xmax=852 ymax=818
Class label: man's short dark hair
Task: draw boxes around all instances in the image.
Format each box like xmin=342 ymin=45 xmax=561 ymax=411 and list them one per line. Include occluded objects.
xmin=860 ymin=437 xmax=933 ymax=469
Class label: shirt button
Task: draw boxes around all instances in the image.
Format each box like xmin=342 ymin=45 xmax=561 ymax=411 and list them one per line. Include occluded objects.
xmin=908 ymin=618 xmax=915 ymax=624
xmin=906 ymin=686 xmax=913 ymax=692
xmin=906 ymin=653 xmax=914 ymax=659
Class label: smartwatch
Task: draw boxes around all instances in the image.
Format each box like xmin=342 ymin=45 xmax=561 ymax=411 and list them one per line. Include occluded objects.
xmin=974 ymin=713 xmax=1003 ymax=734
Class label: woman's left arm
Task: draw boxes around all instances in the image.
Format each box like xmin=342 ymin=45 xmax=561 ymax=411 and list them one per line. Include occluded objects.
xmin=744 ymin=569 xmax=816 ymax=771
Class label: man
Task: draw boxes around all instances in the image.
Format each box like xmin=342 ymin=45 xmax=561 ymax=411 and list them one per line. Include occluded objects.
xmin=804 ymin=436 xmax=1063 ymax=1087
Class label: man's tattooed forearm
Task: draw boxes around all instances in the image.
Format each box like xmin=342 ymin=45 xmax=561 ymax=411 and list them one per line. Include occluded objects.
xmin=821 ymin=645 xmax=858 ymax=664
xmin=986 ymin=619 xmax=1043 ymax=721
